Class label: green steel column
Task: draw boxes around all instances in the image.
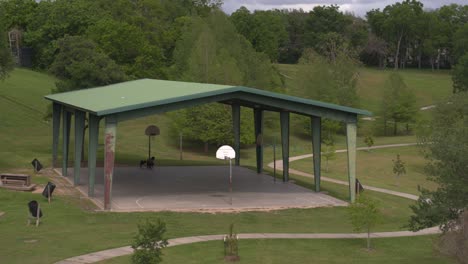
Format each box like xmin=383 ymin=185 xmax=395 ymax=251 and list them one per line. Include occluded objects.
xmin=62 ymin=110 xmax=71 ymax=176
xmin=346 ymin=122 xmax=357 ymax=202
xmin=254 ymin=108 xmax=264 ymax=173
xmin=88 ymin=114 xmax=100 ymax=197
xmin=104 ymin=116 xmax=117 ymax=210
xmin=232 ymin=104 xmax=240 ymax=166
xmin=311 ymin=116 xmax=321 ymax=192
xmin=280 ymin=111 xmax=290 ymax=182
xmin=52 ymin=103 xmax=62 ymax=168
xmin=73 ymin=111 xmax=85 ymax=185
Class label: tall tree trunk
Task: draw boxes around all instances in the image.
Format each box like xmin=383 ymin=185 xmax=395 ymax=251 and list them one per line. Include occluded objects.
xmin=437 ymin=49 xmax=441 ymax=70
xmin=418 ymin=47 xmax=422 ymax=69
xmin=394 ymin=34 xmax=403 ymax=70
xmin=430 ymin=56 xmax=434 ymax=71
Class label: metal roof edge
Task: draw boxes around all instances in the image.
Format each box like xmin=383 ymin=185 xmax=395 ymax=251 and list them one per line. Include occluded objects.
xmin=95 ymin=86 xmax=242 ymax=116
xmin=237 ymin=86 xmax=372 ymax=116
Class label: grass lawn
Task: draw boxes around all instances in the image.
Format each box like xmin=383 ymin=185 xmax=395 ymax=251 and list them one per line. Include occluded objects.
xmin=276 ymin=64 xmax=452 ymax=113
xmin=0 ymin=174 xmax=417 ymax=264
xmin=0 ymin=68 xmax=424 ymax=171
xmin=289 ymin=146 xmax=436 ymax=195
xmin=99 ymin=236 xmax=453 ymax=264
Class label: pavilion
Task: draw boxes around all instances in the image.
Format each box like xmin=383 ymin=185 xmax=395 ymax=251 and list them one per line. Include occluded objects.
xmin=45 ymin=79 xmax=371 ymax=210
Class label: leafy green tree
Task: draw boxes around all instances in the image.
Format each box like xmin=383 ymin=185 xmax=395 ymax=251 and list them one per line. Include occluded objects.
xmin=436 ymin=211 xmax=468 ymax=264
xmin=297 ymin=48 xmax=359 ymax=107
xmin=131 ymin=219 xmax=168 ymax=264
xmin=364 ymin=135 xmax=374 ymax=152
xmin=49 ymin=35 xmax=126 ymax=92
xmin=392 ymin=154 xmax=406 ymax=186
xmin=381 ymin=73 xmax=417 ymax=135
xmin=0 ymin=26 xmax=14 ymax=80
xmin=367 ymin=0 xmax=423 ymax=69
xmin=170 ymin=11 xmax=282 ymax=148
xmin=348 ymin=194 xmax=382 ymax=250
xmin=304 ymin=5 xmax=349 ymax=50
xmin=231 ymin=8 xmax=288 ymax=62
xmin=409 ymin=92 xmax=468 ymax=231
xmin=452 ymin=18 xmax=468 ymax=62
xmin=453 ymin=53 xmax=468 ymax=93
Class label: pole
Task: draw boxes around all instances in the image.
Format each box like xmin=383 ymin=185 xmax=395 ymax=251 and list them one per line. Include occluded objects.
xmin=273 ymin=140 xmax=276 ymax=183
xmin=179 ymin=132 xmax=183 ymax=161
xmin=148 ymin=135 xmax=151 ymax=160
xmin=229 ymin=158 xmax=232 ymax=205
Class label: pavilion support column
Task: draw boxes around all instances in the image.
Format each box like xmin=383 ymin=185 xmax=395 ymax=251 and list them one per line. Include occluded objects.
xmin=280 ymin=111 xmax=290 ymax=182
xmin=104 ymin=116 xmax=117 ymax=210
xmin=62 ymin=110 xmax=72 ymax=176
xmin=88 ymin=114 xmax=100 ymax=197
xmin=254 ymin=108 xmax=264 ymax=173
xmin=73 ymin=111 xmax=85 ymax=186
xmin=346 ymin=122 xmax=357 ymax=203
xmin=52 ymin=103 xmax=62 ymax=168
xmin=311 ymin=116 xmax=321 ymax=192
xmin=232 ymin=104 xmax=240 ymax=166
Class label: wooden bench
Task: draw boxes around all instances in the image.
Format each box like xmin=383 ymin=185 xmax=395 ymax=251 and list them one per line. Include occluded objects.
xmin=0 ymin=173 xmax=36 ymax=191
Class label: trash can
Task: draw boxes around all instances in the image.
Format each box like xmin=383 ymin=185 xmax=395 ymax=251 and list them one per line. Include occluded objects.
xmin=42 ymin=182 xmax=56 ymax=198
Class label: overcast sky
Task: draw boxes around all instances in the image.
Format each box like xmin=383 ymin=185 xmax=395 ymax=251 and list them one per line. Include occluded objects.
xmin=221 ymin=0 xmax=467 ymax=16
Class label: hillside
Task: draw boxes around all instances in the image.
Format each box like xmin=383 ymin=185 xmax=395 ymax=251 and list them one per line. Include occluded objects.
xmin=0 ymin=67 xmax=453 ymax=169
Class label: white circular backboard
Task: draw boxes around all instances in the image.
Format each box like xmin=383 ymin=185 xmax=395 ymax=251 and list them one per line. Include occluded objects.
xmin=216 ymin=145 xmax=236 ymax=160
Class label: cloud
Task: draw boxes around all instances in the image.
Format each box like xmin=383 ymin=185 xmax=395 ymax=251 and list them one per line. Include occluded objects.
xmin=222 ymin=0 xmax=468 ymax=16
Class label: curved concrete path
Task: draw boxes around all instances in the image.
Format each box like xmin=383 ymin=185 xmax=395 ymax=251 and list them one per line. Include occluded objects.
xmin=56 ymin=227 xmax=440 ymax=264
xmin=268 ymin=143 xmax=420 ymax=200
xmin=56 ymin=143 xmax=429 ymax=264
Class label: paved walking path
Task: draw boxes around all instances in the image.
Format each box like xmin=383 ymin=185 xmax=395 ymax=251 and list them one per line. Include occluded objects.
xmin=267 ymin=143 xmax=420 ymax=200
xmin=56 ymin=226 xmax=440 ymax=264
xmin=56 ymin=143 xmax=427 ymax=264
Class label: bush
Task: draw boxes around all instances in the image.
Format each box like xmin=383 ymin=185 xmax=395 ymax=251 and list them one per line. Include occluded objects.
xmin=131 ymin=219 xmax=168 ymax=264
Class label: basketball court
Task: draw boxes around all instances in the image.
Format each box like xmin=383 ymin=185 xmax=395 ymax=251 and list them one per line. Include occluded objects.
xmin=65 ymin=166 xmax=347 ymax=212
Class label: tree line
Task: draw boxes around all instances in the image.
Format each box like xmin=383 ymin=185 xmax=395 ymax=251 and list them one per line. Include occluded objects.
xmin=231 ymin=1 xmax=468 ymax=70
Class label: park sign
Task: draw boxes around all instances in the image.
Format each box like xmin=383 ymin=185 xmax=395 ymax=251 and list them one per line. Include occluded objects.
xmin=216 ymin=145 xmax=236 ymax=160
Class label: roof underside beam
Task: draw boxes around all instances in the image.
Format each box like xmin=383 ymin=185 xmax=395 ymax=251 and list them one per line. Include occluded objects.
xmin=110 ymin=92 xmax=357 ymax=123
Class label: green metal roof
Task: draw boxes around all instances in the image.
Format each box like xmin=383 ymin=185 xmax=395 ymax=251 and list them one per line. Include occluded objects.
xmin=45 ymin=79 xmax=371 ymax=117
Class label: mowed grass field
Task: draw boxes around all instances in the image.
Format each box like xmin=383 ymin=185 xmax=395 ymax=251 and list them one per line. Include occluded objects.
xmin=0 ymin=68 xmax=454 ymax=264
xmin=290 ymin=145 xmax=437 ymax=195
xmin=0 ymin=67 xmax=452 ymax=170
xmin=99 ymin=236 xmax=452 ymax=264
xmin=0 ymin=180 xmax=417 ymax=264
xmin=276 ymin=64 xmax=453 ymax=113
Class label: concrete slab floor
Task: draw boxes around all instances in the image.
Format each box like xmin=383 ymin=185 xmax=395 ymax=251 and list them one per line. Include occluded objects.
xmin=64 ymin=166 xmax=347 ymax=212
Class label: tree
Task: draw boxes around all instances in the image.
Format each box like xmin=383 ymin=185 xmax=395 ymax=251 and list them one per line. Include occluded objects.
xmin=348 ymin=194 xmax=382 ymax=250
xmin=131 ymin=219 xmax=168 ymax=264
xmin=409 ymin=92 xmax=468 ymax=231
xmin=304 ymin=5 xmax=349 ymax=51
xmin=49 ymin=35 xmax=127 ymax=92
xmin=231 ymin=8 xmax=288 ymax=62
xmin=381 ymin=73 xmax=417 ymax=135
xmin=0 ymin=26 xmax=14 ymax=80
xmin=322 ymin=139 xmax=336 ymax=172
xmin=170 ymin=11 xmax=282 ymax=148
xmin=436 ymin=211 xmax=468 ymax=264
xmin=452 ymin=53 xmax=468 ymax=93
xmin=364 ymin=135 xmax=374 ymax=152
xmin=392 ymin=154 xmax=406 ymax=186
xmin=367 ymin=0 xmax=423 ymax=69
